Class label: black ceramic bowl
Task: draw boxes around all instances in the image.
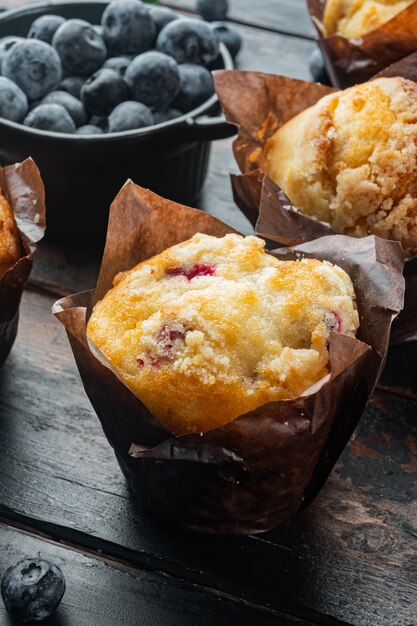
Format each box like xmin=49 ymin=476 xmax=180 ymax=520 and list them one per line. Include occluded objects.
xmin=0 ymin=1 xmax=235 ymax=247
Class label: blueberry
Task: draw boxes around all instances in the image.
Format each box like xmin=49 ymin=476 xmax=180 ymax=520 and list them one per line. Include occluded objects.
xmin=309 ymin=47 xmax=331 ymax=85
xmin=108 ymin=100 xmax=153 ymax=132
xmin=149 ymin=6 xmax=178 ymax=36
xmin=89 ymin=114 xmax=108 ymax=129
xmin=81 ymin=68 xmax=129 ymax=116
xmin=153 ymin=108 xmax=182 ymax=124
xmin=28 ymin=15 xmax=66 ymax=44
xmin=173 ymin=63 xmax=214 ymax=112
xmin=59 ymin=75 xmax=85 ymax=98
xmin=101 ymin=0 xmax=156 ymax=56
xmin=124 ymin=51 xmax=180 ymax=110
xmin=0 ymin=36 xmax=25 ymax=72
xmin=52 ymin=19 xmax=107 ymax=76
xmin=3 ymin=39 xmax=62 ymax=101
xmin=76 ymin=124 xmax=103 ymax=134
xmin=24 ymin=103 xmax=76 ymax=133
xmin=102 ymin=56 xmax=130 ymax=76
xmin=157 ymin=18 xmax=219 ymax=66
xmin=0 ymin=76 xmax=28 ymax=122
xmin=197 ymin=0 xmax=228 ymax=22
xmin=1 ymin=558 xmax=65 ymax=622
xmin=93 ymin=24 xmax=104 ymax=37
xmin=211 ymin=22 xmax=241 ymax=58
xmin=41 ymin=90 xmax=86 ymax=126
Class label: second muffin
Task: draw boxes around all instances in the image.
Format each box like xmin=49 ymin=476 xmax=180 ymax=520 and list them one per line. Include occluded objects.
xmin=260 ymin=76 xmax=417 ymax=256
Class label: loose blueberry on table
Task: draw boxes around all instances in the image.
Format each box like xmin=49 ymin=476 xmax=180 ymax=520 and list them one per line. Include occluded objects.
xmin=0 ymin=0 xmax=242 ymax=134
xmin=196 ymin=0 xmax=229 ymax=22
xmin=309 ymin=47 xmax=331 ymax=86
xmin=1 ymin=557 xmax=66 ymax=622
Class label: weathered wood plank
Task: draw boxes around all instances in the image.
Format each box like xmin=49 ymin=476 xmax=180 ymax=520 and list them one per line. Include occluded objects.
xmin=164 ymin=0 xmax=315 ymax=39
xmin=0 ymin=523 xmax=313 ymax=626
xmin=0 ymin=289 xmax=416 ymax=626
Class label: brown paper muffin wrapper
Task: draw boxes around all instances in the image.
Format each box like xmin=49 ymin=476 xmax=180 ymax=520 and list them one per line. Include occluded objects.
xmin=0 ymin=158 xmax=46 ymax=367
xmin=307 ymin=0 xmax=417 ymax=88
xmin=53 ymin=181 xmax=404 ymax=535
xmin=215 ymin=67 xmax=417 ymax=342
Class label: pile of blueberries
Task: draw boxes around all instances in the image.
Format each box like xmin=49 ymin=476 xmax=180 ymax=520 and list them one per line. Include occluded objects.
xmin=0 ymin=0 xmax=242 ymax=135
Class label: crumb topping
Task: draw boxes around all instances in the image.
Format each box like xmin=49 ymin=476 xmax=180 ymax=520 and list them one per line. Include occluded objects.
xmin=323 ymin=0 xmax=414 ymax=38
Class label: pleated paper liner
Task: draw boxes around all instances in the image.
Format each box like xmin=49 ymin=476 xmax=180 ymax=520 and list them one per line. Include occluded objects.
xmin=307 ymin=0 xmax=417 ymax=88
xmin=53 ymin=181 xmax=404 ymax=535
xmin=0 ymin=158 xmax=46 ymax=367
xmin=214 ymin=67 xmax=417 ymax=341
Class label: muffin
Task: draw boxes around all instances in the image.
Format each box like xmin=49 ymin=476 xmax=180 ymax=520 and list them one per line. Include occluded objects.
xmin=0 ymin=188 xmax=21 ymax=278
xmin=260 ymin=76 xmax=417 ymax=256
xmin=323 ymin=0 xmax=415 ymax=38
xmin=87 ymin=232 xmax=359 ymax=435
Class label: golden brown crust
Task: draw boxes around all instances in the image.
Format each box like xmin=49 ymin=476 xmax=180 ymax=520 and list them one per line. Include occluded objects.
xmin=260 ymin=76 xmax=417 ymax=256
xmin=323 ymin=0 xmax=415 ymax=38
xmin=0 ymin=189 xmax=21 ymax=278
xmin=87 ymin=233 xmax=358 ymax=435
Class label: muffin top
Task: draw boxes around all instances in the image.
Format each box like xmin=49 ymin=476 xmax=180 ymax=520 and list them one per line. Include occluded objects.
xmin=260 ymin=77 xmax=417 ymax=256
xmin=87 ymin=233 xmax=359 ymax=434
xmin=323 ymin=0 xmax=414 ymax=38
xmin=0 ymin=189 xmax=21 ymax=278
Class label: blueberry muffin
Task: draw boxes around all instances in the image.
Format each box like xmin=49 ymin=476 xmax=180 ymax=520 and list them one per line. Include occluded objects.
xmin=0 ymin=189 xmax=21 ymax=278
xmin=260 ymin=77 xmax=417 ymax=256
xmin=323 ymin=0 xmax=414 ymax=38
xmin=87 ymin=233 xmax=359 ymax=435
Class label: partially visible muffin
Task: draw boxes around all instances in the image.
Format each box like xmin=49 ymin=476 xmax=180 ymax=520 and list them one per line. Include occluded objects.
xmin=0 ymin=189 xmax=21 ymax=277
xmin=260 ymin=76 xmax=417 ymax=256
xmin=87 ymin=233 xmax=359 ymax=435
xmin=323 ymin=0 xmax=415 ymax=38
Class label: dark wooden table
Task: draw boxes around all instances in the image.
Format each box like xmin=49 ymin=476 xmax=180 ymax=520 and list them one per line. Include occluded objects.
xmin=0 ymin=1 xmax=416 ymax=625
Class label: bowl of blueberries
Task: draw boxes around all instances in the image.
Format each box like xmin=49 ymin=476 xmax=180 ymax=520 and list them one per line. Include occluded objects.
xmin=0 ymin=0 xmax=237 ymax=246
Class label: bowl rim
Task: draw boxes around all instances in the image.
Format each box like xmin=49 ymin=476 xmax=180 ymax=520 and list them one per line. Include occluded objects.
xmin=0 ymin=0 xmax=234 ymax=141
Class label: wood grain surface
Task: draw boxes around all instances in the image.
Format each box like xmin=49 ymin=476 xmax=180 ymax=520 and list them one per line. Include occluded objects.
xmin=0 ymin=289 xmax=415 ymax=626
xmin=165 ymin=0 xmax=315 ymax=38
xmin=1 ymin=523 xmax=312 ymax=626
